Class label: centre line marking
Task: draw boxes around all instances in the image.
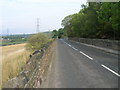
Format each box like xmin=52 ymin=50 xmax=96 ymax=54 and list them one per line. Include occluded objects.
xmin=72 ymin=47 xmax=78 ymax=51
xmin=63 ymin=40 xmax=120 ymax=77
xmin=80 ymin=51 xmax=93 ymax=60
xmin=101 ymin=64 xmax=120 ymax=77
xmin=68 ymin=44 xmax=72 ymax=47
xmin=64 ymin=41 xmax=93 ymax=60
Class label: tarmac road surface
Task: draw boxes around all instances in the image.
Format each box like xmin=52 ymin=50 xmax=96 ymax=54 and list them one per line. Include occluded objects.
xmin=43 ymin=39 xmax=119 ymax=88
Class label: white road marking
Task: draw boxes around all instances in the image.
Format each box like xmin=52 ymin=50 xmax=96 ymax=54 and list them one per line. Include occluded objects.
xmin=63 ymin=41 xmax=93 ymax=60
xmin=80 ymin=51 xmax=93 ymax=60
xmin=65 ymin=42 xmax=68 ymax=45
xmin=71 ymin=47 xmax=78 ymax=51
xmin=68 ymin=44 xmax=72 ymax=47
xmin=101 ymin=64 xmax=120 ymax=77
xmin=63 ymin=40 xmax=119 ymax=77
xmin=63 ymin=41 xmax=72 ymax=47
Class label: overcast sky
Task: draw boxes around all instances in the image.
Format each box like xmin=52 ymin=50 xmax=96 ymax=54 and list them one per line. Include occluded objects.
xmin=1 ymin=0 xmax=87 ymax=34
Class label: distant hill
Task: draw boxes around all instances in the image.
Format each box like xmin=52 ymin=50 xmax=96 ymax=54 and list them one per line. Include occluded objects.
xmin=43 ymin=31 xmax=52 ymax=38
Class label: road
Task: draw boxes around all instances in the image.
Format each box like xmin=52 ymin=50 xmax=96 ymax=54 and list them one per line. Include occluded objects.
xmin=44 ymin=39 xmax=119 ymax=88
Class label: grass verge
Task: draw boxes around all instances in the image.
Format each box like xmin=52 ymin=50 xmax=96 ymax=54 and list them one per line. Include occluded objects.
xmin=1 ymin=44 xmax=31 ymax=88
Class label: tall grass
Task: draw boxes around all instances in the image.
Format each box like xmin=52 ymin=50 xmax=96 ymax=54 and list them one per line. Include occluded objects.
xmin=1 ymin=44 xmax=30 ymax=87
xmin=0 ymin=66 xmax=1 ymax=89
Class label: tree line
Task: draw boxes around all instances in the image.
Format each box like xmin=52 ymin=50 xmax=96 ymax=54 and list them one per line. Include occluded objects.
xmin=52 ymin=2 xmax=120 ymax=40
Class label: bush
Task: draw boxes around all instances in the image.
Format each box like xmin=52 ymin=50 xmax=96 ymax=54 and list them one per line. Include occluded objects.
xmin=26 ymin=33 xmax=49 ymax=51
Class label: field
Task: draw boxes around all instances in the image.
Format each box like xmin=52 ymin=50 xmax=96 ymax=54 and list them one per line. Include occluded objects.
xmin=0 ymin=34 xmax=30 ymax=46
xmin=0 ymin=43 xmax=31 ymax=88
xmin=1 ymin=40 xmax=27 ymax=46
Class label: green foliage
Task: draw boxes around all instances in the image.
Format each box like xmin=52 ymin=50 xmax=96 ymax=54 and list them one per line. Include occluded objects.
xmin=43 ymin=31 xmax=52 ymax=38
xmin=51 ymin=28 xmax=66 ymax=39
xmin=98 ymin=2 xmax=120 ymax=39
xmin=58 ymin=28 xmax=65 ymax=38
xmin=52 ymin=30 xmax=58 ymax=38
xmin=26 ymin=33 xmax=49 ymax=51
xmin=61 ymin=2 xmax=120 ymax=40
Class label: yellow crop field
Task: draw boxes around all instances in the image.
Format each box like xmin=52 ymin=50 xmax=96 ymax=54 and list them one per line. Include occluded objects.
xmin=0 ymin=43 xmax=31 ymax=88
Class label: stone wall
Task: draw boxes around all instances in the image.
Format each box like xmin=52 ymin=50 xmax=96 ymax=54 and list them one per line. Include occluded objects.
xmin=69 ymin=38 xmax=120 ymax=51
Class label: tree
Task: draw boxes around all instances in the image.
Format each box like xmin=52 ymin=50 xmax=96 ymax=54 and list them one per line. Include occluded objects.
xmin=61 ymin=2 xmax=120 ymax=40
xmin=26 ymin=33 xmax=49 ymax=51
xmin=52 ymin=30 xmax=58 ymax=38
xmin=58 ymin=28 xmax=64 ymax=38
xmin=98 ymin=2 xmax=120 ymax=39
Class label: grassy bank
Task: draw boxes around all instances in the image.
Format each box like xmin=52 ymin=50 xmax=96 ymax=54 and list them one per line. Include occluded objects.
xmin=1 ymin=43 xmax=31 ymax=87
